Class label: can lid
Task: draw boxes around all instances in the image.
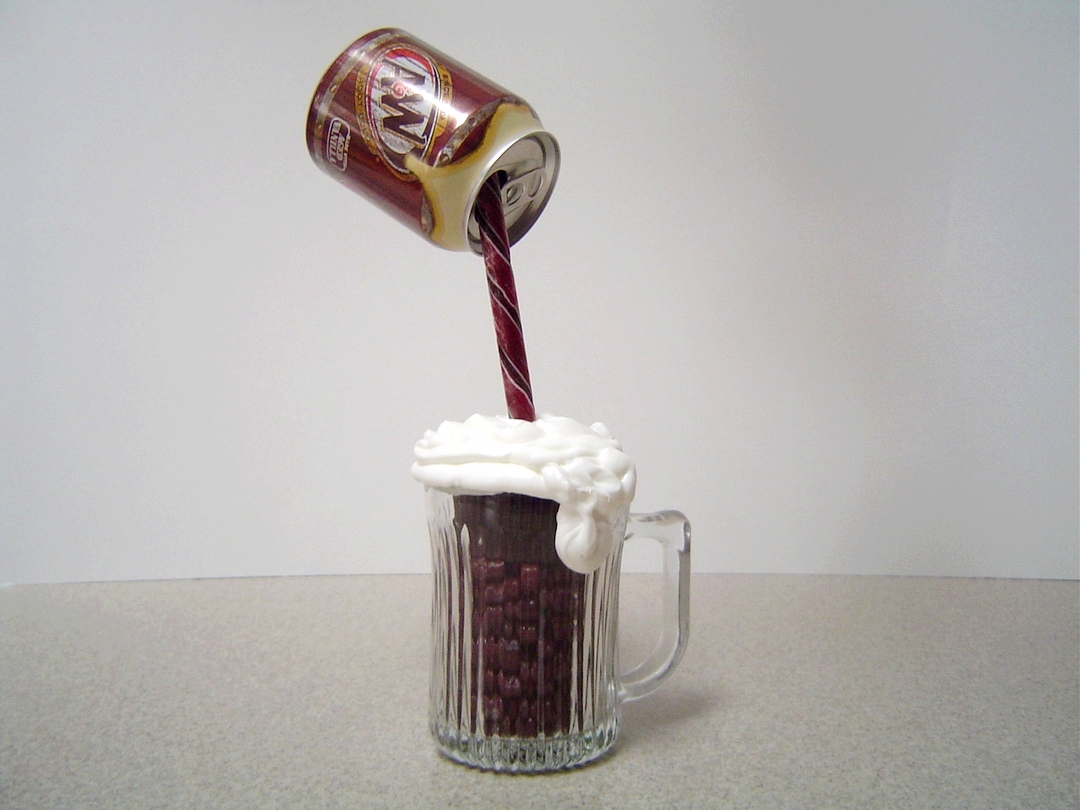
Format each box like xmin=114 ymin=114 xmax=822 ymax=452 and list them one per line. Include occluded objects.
xmin=466 ymin=130 xmax=560 ymax=253
xmin=404 ymin=104 xmax=559 ymax=252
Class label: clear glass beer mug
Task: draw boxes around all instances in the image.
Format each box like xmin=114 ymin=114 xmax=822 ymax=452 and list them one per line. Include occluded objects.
xmin=425 ymin=487 xmax=690 ymax=772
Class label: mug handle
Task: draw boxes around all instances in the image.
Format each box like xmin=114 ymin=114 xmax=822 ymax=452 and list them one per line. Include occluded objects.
xmin=617 ymin=510 xmax=691 ymax=703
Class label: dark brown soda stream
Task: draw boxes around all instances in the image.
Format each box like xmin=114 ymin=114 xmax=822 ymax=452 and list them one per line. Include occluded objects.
xmin=475 ymin=174 xmax=536 ymax=423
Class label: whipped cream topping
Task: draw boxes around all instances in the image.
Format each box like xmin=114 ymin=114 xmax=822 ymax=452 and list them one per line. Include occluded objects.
xmin=412 ymin=414 xmax=637 ymax=573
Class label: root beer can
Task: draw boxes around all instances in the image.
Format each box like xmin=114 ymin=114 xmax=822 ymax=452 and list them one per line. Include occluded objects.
xmin=306 ymin=29 xmax=560 ymax=253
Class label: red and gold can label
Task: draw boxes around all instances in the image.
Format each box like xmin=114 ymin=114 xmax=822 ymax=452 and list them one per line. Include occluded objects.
xmin=307 ymin=29 xmax=559 ymax=253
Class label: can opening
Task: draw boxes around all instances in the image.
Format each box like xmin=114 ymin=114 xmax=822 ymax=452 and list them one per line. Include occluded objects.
xmin=466 ymin=132 xmax=560 ymax=254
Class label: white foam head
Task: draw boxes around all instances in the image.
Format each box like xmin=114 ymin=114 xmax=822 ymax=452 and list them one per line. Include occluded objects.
xmin=412 ymin=414 xmax=637 ymax=573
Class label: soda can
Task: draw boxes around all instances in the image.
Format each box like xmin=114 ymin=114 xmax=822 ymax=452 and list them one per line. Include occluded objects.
xmin=306 ymin=28 xmax=560 ymax=253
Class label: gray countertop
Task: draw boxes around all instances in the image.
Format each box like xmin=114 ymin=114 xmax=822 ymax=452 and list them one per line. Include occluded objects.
xmin=2 ymin=574 xmax=1077 ymax=809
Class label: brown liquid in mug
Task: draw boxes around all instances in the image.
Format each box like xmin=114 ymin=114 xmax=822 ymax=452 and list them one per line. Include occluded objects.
xmin=452 ymin=493 xmax=586 ymax=737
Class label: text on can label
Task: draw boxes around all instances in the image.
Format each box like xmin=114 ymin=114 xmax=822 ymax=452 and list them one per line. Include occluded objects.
xmin=325 ymin=118 xmax=351 ymax=171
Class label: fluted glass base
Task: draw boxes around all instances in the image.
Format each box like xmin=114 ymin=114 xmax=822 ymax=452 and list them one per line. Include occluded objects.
xmin=431 ymin=717 xmax=619 ymax=772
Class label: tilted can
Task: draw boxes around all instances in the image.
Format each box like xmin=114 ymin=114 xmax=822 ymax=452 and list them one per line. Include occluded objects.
xmin=306 ymin=29 xmax=560 ymax=253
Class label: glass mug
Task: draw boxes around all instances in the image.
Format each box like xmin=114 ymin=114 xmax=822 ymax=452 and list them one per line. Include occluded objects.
xmin=425 ymin=487 xmax=690 ymax=772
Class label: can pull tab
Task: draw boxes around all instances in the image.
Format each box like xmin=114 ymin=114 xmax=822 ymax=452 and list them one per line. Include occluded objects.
xmin=501 ymin=167 xmax=546 ymax=219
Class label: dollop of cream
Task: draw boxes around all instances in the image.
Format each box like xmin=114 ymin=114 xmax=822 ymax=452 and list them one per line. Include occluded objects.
xmin=412 ymin=414 xmax=636 ymax=573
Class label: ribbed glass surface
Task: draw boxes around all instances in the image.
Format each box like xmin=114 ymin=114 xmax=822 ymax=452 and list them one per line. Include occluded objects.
xmin=427 ymin=488 xmax=625 ymax=772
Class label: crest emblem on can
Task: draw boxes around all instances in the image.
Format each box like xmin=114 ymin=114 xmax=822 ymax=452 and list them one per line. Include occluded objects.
xmin=356 ymin=45 xmax=453 ymax=179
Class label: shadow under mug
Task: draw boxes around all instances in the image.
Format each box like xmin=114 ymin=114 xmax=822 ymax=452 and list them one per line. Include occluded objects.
xmin=425 ymin=488 xmax=690 ymax=772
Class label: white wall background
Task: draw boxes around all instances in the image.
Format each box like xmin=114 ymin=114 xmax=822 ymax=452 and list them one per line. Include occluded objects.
xmin=1 ymin=1 xmax=1076 ymax=584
